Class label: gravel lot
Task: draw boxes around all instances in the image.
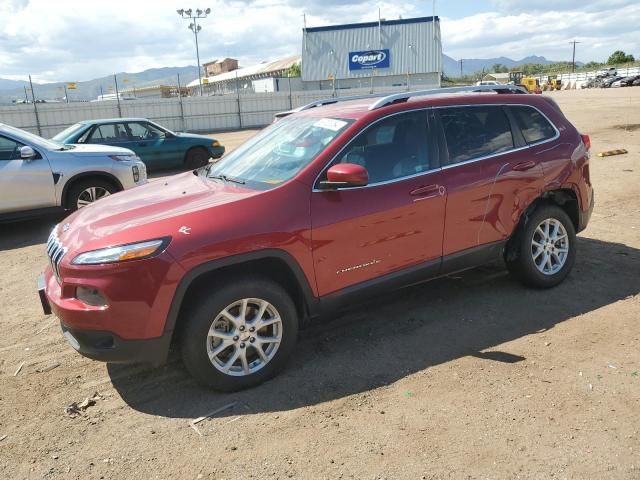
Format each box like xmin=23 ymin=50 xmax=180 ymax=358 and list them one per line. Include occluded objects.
xmin=1 ymin=88 xmax=639 ymax=479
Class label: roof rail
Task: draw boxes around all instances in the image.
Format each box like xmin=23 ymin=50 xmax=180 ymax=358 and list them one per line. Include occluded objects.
xmin=298 ymin=92 xmax=391 ymax=112
xmin=368 ymin=84 xmax=528 ymax=110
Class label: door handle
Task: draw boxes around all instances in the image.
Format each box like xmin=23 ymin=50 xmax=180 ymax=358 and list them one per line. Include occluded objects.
xmin=410 ymin=184 xmax=445 ymax=197
xmin=512 ymin=160 xmax=536 ymax=171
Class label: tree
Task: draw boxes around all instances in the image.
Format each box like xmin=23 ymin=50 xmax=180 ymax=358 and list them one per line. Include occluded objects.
xmin=491 ymin=63 xmax=509 ymax=73
xmin=607 ymin=50 xmax=635 ymax=65
xmin=582 ymin=61 xmax=603 ymax=70
xmin=286 ymin=62 xmax=301 ymax=77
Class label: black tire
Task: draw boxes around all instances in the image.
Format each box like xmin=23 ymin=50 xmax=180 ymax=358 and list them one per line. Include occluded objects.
xmin=505 ymin=204 xmax=576 ymax=289
xmin=180 ymin=277 xmax=299 ymax=392
xmin=184 ymin=147 xmax=211 ymax=169
xmin=67 ymin=178 xmax=117 ymax=212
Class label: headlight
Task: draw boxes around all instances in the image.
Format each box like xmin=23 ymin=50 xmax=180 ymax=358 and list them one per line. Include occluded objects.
xmin=109 ymin=154 xmax=135 ymax=162
xmin=211 ymin=140 xmax=221 ymax=147
xmin=72 ymin=238 xmax=170 ymax=265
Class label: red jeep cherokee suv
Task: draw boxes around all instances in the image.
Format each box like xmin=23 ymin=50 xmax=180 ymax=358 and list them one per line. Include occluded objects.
xmin=40 ymin=85 xmax=594 ymax=391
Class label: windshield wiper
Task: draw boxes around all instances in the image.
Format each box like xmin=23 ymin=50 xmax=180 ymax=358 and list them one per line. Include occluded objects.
xmin=209 ymin=174 xmax=245 ymax=185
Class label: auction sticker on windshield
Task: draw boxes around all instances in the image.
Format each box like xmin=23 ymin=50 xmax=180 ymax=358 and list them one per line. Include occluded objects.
xmin=314 ymin=118 xmax=348 ymax=132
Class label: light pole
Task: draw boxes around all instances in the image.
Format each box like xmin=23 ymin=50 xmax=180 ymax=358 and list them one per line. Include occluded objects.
xmin=408 ymin=43 xmax=415 ymax=90
xmin=328 ymin=49 xmax=336 ymax=96
xmin=177 ymin=7 xmax=211 ymax=96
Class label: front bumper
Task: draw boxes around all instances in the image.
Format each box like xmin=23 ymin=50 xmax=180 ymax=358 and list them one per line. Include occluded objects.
xmin=114 ymin=161 xmax=147 ymax=190
xmin=60 ymin=322 xmax=171 ymax=366
xmin=209 ymin=146 xmax=225 ymax=159
xmin=39 ymin=246 xmax=185 ymax=365
xmin=39 ymin=271 xmax=172 ymax=366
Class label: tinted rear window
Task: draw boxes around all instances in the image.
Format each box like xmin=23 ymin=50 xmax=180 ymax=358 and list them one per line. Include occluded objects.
xmin=510 ymin=106 xmax=556 ymax=144
xmin=439 ymin=106 xmax=514 ymax=165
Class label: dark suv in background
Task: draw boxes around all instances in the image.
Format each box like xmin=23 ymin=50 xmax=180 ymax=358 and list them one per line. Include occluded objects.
xmin=40 ymin=85 xmax=594 ymax=391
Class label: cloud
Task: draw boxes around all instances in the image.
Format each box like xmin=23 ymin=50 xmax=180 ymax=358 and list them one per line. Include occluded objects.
xmin=442 ymin=3 xmax=639 ymax=62
xmin=0 ymin=0 xmax=637 ymax=83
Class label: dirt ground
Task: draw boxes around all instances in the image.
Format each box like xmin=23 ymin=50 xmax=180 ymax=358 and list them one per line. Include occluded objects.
xmin=1 ymin=88 xmax=639 ymax=480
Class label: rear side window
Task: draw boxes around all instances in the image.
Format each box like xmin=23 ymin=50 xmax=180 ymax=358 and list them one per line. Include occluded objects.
xmin=438 ymin=106 xmax=514 ymax=165
xmin=510 ymin=106 xmax=556 ymax=144
xmin=87 ymin=124 xmax=120 ymax=143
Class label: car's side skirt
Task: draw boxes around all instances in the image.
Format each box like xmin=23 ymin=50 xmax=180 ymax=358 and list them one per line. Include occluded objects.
xmin=318 ymin=240 xmax=506 ymax=315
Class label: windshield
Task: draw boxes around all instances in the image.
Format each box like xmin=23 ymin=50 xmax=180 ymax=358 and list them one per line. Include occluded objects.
xmin=51 ymin=122 xmax=87 ymax=143
xmin=207 ymin=115 xmax=352 ymax=189
xmin=2 ymin=124 xmax=65 ymax=151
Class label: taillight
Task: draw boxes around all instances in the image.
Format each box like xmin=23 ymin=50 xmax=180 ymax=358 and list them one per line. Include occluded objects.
xmin=581 ymin=134 xmax=591 ymax=150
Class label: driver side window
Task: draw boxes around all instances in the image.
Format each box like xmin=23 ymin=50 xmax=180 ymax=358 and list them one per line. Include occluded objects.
xmin=334 ymin=110 xmax=430 ymax=184
xmin=0 ymin=135 xmax=25 ymax=161
xmin=126 ymin=122 xmax=162 ymax=141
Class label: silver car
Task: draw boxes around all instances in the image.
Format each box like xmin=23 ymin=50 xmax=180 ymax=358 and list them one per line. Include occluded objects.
xmin=0 ymin=123 xmax=147 ymax=220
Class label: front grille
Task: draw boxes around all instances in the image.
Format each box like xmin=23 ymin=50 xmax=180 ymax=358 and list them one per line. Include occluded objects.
xmin=46 ymin=227 xmax=67 ymax=280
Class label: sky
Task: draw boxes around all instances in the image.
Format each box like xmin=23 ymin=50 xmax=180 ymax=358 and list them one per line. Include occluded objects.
xmin=0 ymin=0 xmax=638 ymax=83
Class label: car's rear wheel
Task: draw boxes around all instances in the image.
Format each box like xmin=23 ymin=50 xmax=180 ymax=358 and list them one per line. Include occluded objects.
xmin=506 ymin=204 xmax=576 ymax=288
xmin=180 ymin=277 xmax=299 ymax=391
xmin=67 ymin=179 xmax=117 ymax=211
xmin=184 ymin=147 xmax=210 ymax=169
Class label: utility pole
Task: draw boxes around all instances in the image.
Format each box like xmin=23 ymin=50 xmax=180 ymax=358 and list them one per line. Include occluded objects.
xmin=570 ymin=40 xmax=581 ymax=73
xmin=114 ymin=74 xmax=122 ymax=117
xmin=28 ymin=75 xmax=42 ymax=136
xmin=460 ymin=59 xmax=463 ymax=78
xmin=177 ymin=7 xmax=211 ymax=97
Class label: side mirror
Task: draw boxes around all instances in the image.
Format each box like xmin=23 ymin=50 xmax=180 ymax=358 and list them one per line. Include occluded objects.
xmin=318 ymin=163 xmax=369 ymax=190
xmin=20 ymin=146 xmax=36 ymax=160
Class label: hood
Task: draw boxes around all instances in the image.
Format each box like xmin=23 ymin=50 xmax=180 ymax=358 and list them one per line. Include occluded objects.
xmin=174 ymin=132 xmax=215 ymax=141
xmin=59 ymin=171 xmax=260 ymax=254
xmin=51 ymin=144 xmax=136 ymax=157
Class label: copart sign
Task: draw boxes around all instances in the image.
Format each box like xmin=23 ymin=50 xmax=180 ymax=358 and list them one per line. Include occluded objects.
xmin=348 ymin=49 xmax=390 ymax=70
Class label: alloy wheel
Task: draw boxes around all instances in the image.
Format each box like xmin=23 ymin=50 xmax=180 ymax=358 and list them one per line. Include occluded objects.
xmin=531 ymin=218 xmax=569 ymax=275
xmin=206 ymin=298 xmax=282 ymax=377
xmin=76 ymin=186 xmax=111 ymax=208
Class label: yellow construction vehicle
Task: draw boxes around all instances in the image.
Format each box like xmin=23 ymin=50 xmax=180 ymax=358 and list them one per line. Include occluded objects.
xmin=509 ymin=71 xmax=542 ymax=94
xmin=547 ymin=75 xmax=562 ymax=90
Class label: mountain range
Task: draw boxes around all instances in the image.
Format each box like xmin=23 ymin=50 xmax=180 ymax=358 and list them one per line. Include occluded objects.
xmin=0 ymin=67 xmax=200 ymax=104
xmin=441 ymin=54 xmax=570 ymax=77
xmin=0 ymin=55 xmax=571 ymax=103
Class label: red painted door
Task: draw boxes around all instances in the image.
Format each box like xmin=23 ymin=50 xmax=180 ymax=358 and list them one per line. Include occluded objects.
xmin=437 ymin=105 xmax=545 ymax=256
xmin=310 ymin=110 xmax=446 ymax=297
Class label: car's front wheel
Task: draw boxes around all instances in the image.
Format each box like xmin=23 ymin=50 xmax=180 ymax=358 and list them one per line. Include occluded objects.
xmin=184 ymin=147 xmax=210 ymax=169
xmin=506 ymin=204 xmax=576 ymax=288
xmin=180 ymin=277 xmax=299 ymax=391
xmin=67 ymin=179 xmax=117 ymax=211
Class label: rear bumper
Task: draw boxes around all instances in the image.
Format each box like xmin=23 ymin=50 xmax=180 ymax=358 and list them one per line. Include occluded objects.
xmin=578 ymin=189 xmax=594 ymax=233
xmin=60 ymin=322 xmax=171 ymax=366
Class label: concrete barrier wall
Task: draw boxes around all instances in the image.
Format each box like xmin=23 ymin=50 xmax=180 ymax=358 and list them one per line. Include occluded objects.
xmin=535 ymin=66 xmax=640 ymax=84
xmin=0 ymin=85 xmax=417 ymax=138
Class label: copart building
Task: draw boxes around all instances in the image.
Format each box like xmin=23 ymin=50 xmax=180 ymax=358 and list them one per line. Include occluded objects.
xmin=301 ymin=16 xmax=442 ymax=91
